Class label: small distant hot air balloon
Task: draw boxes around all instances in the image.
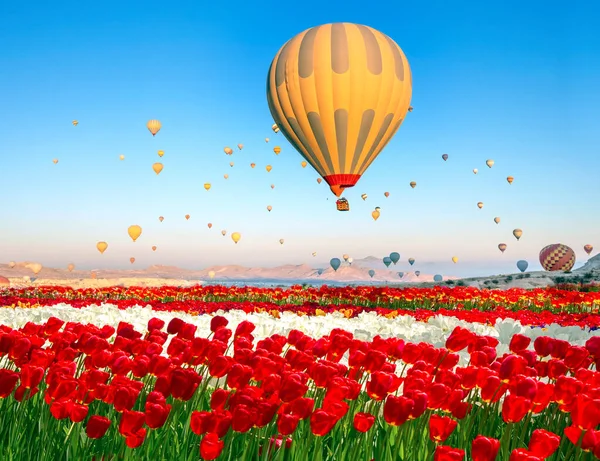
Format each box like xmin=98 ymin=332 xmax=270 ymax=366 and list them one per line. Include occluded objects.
xmin=230 ymin=162 xmax=234 ymax=167
xmin=539 ymin=244 xmax=576 ymax=272
xmin=130 ymin=257 xmax=135 ymax=264
xmin=433 ymin=274 xmax=443 ymax=282
xmin=237 ymin=144 xmax=243 ymax=150
xmin=90 ymin=271 xmax=97 ymax=279
xmin=384 ymin=192 xmax=389 ymax=198
xmin=67 ymin=263 xmax=74 ymax=272
xmin=343 ymin=254 xmax=349 ymax=262
xmin=204 ymin=183 xmax=211 ymax=191
xmin=477 ymin=202 xmax=484 ymax=209
xmin=301 ymin=161 xmax=307 ymax=168
xmin=224 ymin=147 xmax=233 ymax=155
xmin=159 ymin=216 xmax=164 ymax=222
xmin=221 ymin=230 xmax=227 ymax=236
xmin=250 ymin=163 xmax=256 ymax=168
xmin=415 ymin=271 xmax=421 ymax=277
xmin=119 ymin=155 xmax=125 ymax=160
xmin=486 ymin=159 xmax=494 ymax=168
xmin=23 ymin=276 xmax=30 ymax=283
xmin=152 ymin=246 xmax=157 ymax=251
xmin=72 ymin=120 xmax=78 ymax=126
xmin=224 ymin=174 xmax=228 ymax=179
xmin=372 ymin=208 xmax=380 ymax=221
xmin=410 ymin=181 xmax=416 ymax=188
xmin=383 ymin=257 xmax=392 ymax=267
xmin=185 ymin=215 xmax=190 ymax=220
xmin=266 ymin=165 xmax=272 ymax=172
xmin=361 ymin=194 xmax=368 ymax=201
xmin=265 ymin=138 xmax=269 ymax=143
xmin=8 ymin=261 xmax=16 ymax=268
xmin=208 ymin=270 xmax=215 ymax=279
xmin=398 ymin=272 xmax=404 ymax=278
xmin=390 ymin=252 xmax=400 ymax=265
xmin=279 ymin=239 xmax=284 ymax=245
xmin=452 ymin=256 xmax=458 ymax=263
xmin=368 ymin=270 xmax=375 ymax=278
xmin=348 ymin=257 xmax=353 ymax=265
xmin=330 ymin=258 xmax=341 ymax=271
xmin=442 ymin=154 xmax=448 ymax=161
xmin=128 ymin=225 xmax=142 ymax=242
xmin=158 ymin=150 xmax=164 ymax=157
xmin=317 ymin=178 xmax=322 ymax=184
xmin=152 ymin=163 xmax=163 ymax=175
xmin=408 ymin=106 xmax=413 ymax=112
xmin=408 ymin=258 xmax=415 ymax=265
xmin=27 ymin=263 xmax=42 ymax=275
xmin=270 ymin=184 xmax=275 ymax=189
xmin=507 ymin=176 xmax=514 ymax=184
xmin=584 ymin=244 xmax=593 ymax=255
xmin=473 ymin=168 xmax=478 ymax=174
xmin=52 ymin=158 xmax=58 ymax=164
xmin=207 ymin=223 xmax=212 ymax=228
xmin=272 ymin=123 xmax=280 ymax=133
xmin=513 ymin=229 xmax=523 ymax=240
xmin=494 ymin=217 xmax=500 ymax=224
xmin=231 ymin=232 xmax=241 ymax=244
xmin=273 ymin=147 xmax=281 ymax=155
xmin=97 ymin=242 xmax=108 ymax=254
xmin=267 ymin=205 xmax=272 ymax=212
xmin=498 ymin=243 xmax=507 ymax=253
xmin=517 ymin=260 xmax=528 ymax=272
xmin=147 ymin=120 xmax=161 ymax=136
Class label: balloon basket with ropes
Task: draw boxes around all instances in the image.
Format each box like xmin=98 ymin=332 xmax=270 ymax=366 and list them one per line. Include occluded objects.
xmin=336 ymin=198 xmax=349 ymax=211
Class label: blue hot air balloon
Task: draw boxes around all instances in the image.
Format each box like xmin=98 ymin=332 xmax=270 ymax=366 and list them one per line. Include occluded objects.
xmin=415 ymin=271 xmax=421 ymax=276
xmin=433 ymin=274 xmax=443 ymax=282
xmin=389 ymin=252 xmax=400 ymax=265
xmin=408 ymin=258 xmax=415 ymax=266
xmin=383 ymin=256 xmax=392 ymax=267
xmin=517 ymin=260 xmax=528 ymax=272
xmin=317 ymin=268 xmax=324 ymax=275
xmin=398 ymin=272 xmax=404 ymax=278
xmin=330 ymin=258 xmax=341 ymax=271
xmin=368 ymin=269 xmax=375 ymax=278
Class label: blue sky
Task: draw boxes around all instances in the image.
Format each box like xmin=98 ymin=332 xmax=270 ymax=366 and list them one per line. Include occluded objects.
xmin=0 ymin=0 xmax=598 ymax=277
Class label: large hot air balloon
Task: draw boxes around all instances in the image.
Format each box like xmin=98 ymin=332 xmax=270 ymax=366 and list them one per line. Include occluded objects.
xmin=152 ymin=163 xmax=163 ymax=175
xmin=97 ymin=242 xmax=108 ymax=254
xmin=516 ymin=260 xmax=528 ymax=272
xmin=486 ymin=159 xmax=494 ymax=168
xmin=147 ymin=120 xmax=161 ymax=136
xmin=539 ymin=244 xmax=576 ymax=272
xmin=368 ymin=270 xmax=375 ymax=278
xmin=513 ymin=229 xmax=523 ymax=240
xmin=442 ymin=154 xmax=448 ymax=161
xmin=433 ymin=274 xmax=443 ymax=282
xmin=330 ymin=258 xmax=341 ymax=271
xmin=383 ymin=257 xmax=391 ymax=267
xmin=231 ymin=232 xmax=241 ymax=244
xmin=128 ymin=225 xmax=142 ymax=242
xmin=452 ymin=256 xmax=458 ymax=263
xmin=267 ymin=23 xmax=412 ymax=198
xmin=494 ymin=217 xmax=500 ymax=224
xmin=408 ymin=258 xmax=415 ymax=265
xmin=507 ymin=176 xmax=514 ymax=184
xmin=27 ymin=263 xmax=42 ymax=275
xmin=67 ymin=263 xmax=74 ymax=272
xmin=584 ymin=244 xmax=594 ymax=255
xmin=498 ymin=243 xmax=507 ymax=253
xmin=389 ymin=252 xmax=400 ymax=265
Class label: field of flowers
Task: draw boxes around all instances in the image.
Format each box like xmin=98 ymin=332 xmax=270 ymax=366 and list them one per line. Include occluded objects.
xmin=2 ymin=284 xmax=600 ymax=460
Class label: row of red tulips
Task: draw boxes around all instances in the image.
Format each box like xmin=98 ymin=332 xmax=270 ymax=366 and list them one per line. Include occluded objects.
xmin=2 ymin=312 xmax=600 ymax=459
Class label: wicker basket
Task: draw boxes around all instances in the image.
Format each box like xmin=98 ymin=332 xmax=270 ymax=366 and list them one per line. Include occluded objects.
xmin=336 ymin=198 xmax=349 ymax=211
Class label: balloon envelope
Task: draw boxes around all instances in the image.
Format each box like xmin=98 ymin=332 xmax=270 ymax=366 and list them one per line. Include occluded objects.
xmin=330 ymin=258 xmax=341 ymax=271
xmin=398 ymin=272 xmax=404 ymax=278
xmin=368 ymin=270 xmax=375 ymax=278
xmin=97 ymin=242 xmax=108 ymax=253
xmin=584 ymin=244 xmax=593 ymax=255
xmin=389 ymin=252 xmax=400 ymax=264
xmin=231 ymin=232 xmax=241 ymax=244
xmin=539 ymin=244 xmax=576 ymax=272
xmin=383 ymin=257 xmax=392 ymax=267
xmin=128 ymin=225 xmax=142 ymax=242
xmin=147 ymin=120 xmax=161 ymax=136
xmin=433 ymin=274 xmax=443 ymax=282
xmin=408 ymin=258 xmax=415 ymax=265
xmin=442 ymin=154 xmax=448 ymax=161
xmin=415 ymin=271 xmax=420 ymax=276
xmin=517 ymin=260 xmax=528 ymax=272
xmin=513 ymin=229 xmax=523 ymax=240
xmin=267 ymin=23 xmax=412 ymax=198
xmin=152 ymin=163 xmax=163 ymax=175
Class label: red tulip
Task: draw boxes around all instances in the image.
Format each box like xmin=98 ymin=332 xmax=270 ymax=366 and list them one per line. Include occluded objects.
xmin=434 ymin=445 xmax=465 ymax=460
xmin=353 ymin=412 xmax=375 ymax=432
xmin=527 ymin=429 xmax=560 ymax=458
xmin=471 ymin=435 xmax=500 ymax=461
xmin=86 ymin=415 xmax=111 ymax=439
xmin=429 ymin=414 xmax=457 ymax=443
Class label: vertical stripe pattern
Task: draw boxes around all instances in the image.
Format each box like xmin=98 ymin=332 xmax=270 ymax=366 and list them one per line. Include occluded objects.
xmin=266 ymin=23 xmax=412 ymax=190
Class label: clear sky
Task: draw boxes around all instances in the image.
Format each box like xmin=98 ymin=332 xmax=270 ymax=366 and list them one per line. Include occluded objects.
xmin=1 ymin=0 xmax=598 ymax=277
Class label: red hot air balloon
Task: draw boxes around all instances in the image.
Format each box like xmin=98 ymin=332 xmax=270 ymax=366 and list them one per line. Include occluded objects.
xmin=584 ymin=244 xmax=593 ymax=255
xmin=539 ymin=244 xmax=576 ymax=272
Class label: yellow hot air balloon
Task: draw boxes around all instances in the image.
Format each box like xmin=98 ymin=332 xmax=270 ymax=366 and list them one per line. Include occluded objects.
xmin=384 ymin=192 xmax=389 ymax=197
xmin=372 ymin=208 xmax=380 ymax=221
xmin=343 ymin=254 xmax=349 ymax=261
xmin=204 ymin=183 xmax=211 ymax=191
xmin=272 ymin=123 xmax=280 ymax=133
xmin=317 ymin=178 xmax=322 ymax=184
xmin=452 ymin=256 xmax=458 ymax=263
xmin=473 ymin=168 xmax=478 ymax=174
xmin=230 ymin=162 xmax=234 ymax=167
xmin=361 ymin=194 xmax=368 ymax=200
xmin=224 ymin=174 xmax=229 ymax=179
xmin=185 ymin=214 xmax=190 ymax=220
xmin=130 ymin=257 xmax=135 ymax=264
xmin=312 ymin=252 xmax=317 ymax=256
xmin=267 ymin=205 xmax=272 ymax=212
xmin=158 ymin=150 xmax=164 ymax=157
xmin=279 ymin=239 xmax=284 ymax=245
xmin=231 ymin=232 xmax=241 ymax=244
xmin=67 ymin=263 xmax=75 ymax=272
xmin=208 ymin=270 xmax=216 ymax=279
xmin=273 ymin=147 xmax=281 ymax=155
xmin=265 ymin=138 xmax=269 ymax=143
xmin=498 ymin=243 xmax=507 ymax=253
xmin=97 ymin=241 xmax=108 ymax=254
xmin=159 ymin=216 xmax=164 ymax=222
xmin=152 ymin=245 xmax=157 ymax=251
xmin=237 ymin=144 xmax=243 ymax=150
xmin=224 ymin=147 xmax=233 ymax=155
xmin=513 ymin=229 xmax=523 ymax=240
xmin=207 ymin=223 xmax=212 ymax=228
xmin=477 ymin=202 xmax=484 ymax=209
xmin=119 ymin=155 xmax=125 ymax=160
xmin=486 ymin=159 xmax=494 ymax=168
xmin=221 ymin=230 xmax=227 ymax=236
xmin=147 ymin=120 xmax=161 ymax=136
xmin=152 ymin=163 xmax=163 ymax=175
xmin=267 ymin=23 xmax=412 ymax=198
xmin=128 ymin=225 xmax=142 ymax=242
xmin=410 ymin=181 xmax=416 ymax=188
xmin=507 ymin=176 xmax=514 ymax=184
xmin=494 ymin=217 xmax=500 ymax=224
xmin=52 ymin=158 xmax=58 ymax=164
xmin=270 ymin=184 xmax=275 ymax=189
xmin=27 ymin=263 xmax=42 ymax=275
xmin=72 ymin=120 xmax=78 ymax=126
xmin=250 ymin=163 xmax=256 ymax=168
xmin=266 ymin=165 xmax=272 ymax=172
xmin=301 ymin=161 xmax=307 ymax=168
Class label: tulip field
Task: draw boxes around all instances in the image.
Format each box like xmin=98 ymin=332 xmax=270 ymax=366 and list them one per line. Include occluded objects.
xmin=2 ymin=285 xmax=600 ymax=460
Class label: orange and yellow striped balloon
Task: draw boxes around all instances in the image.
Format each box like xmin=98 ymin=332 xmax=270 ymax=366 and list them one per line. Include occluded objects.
xmin=267 ymin=23 xmax=412 ymax=197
